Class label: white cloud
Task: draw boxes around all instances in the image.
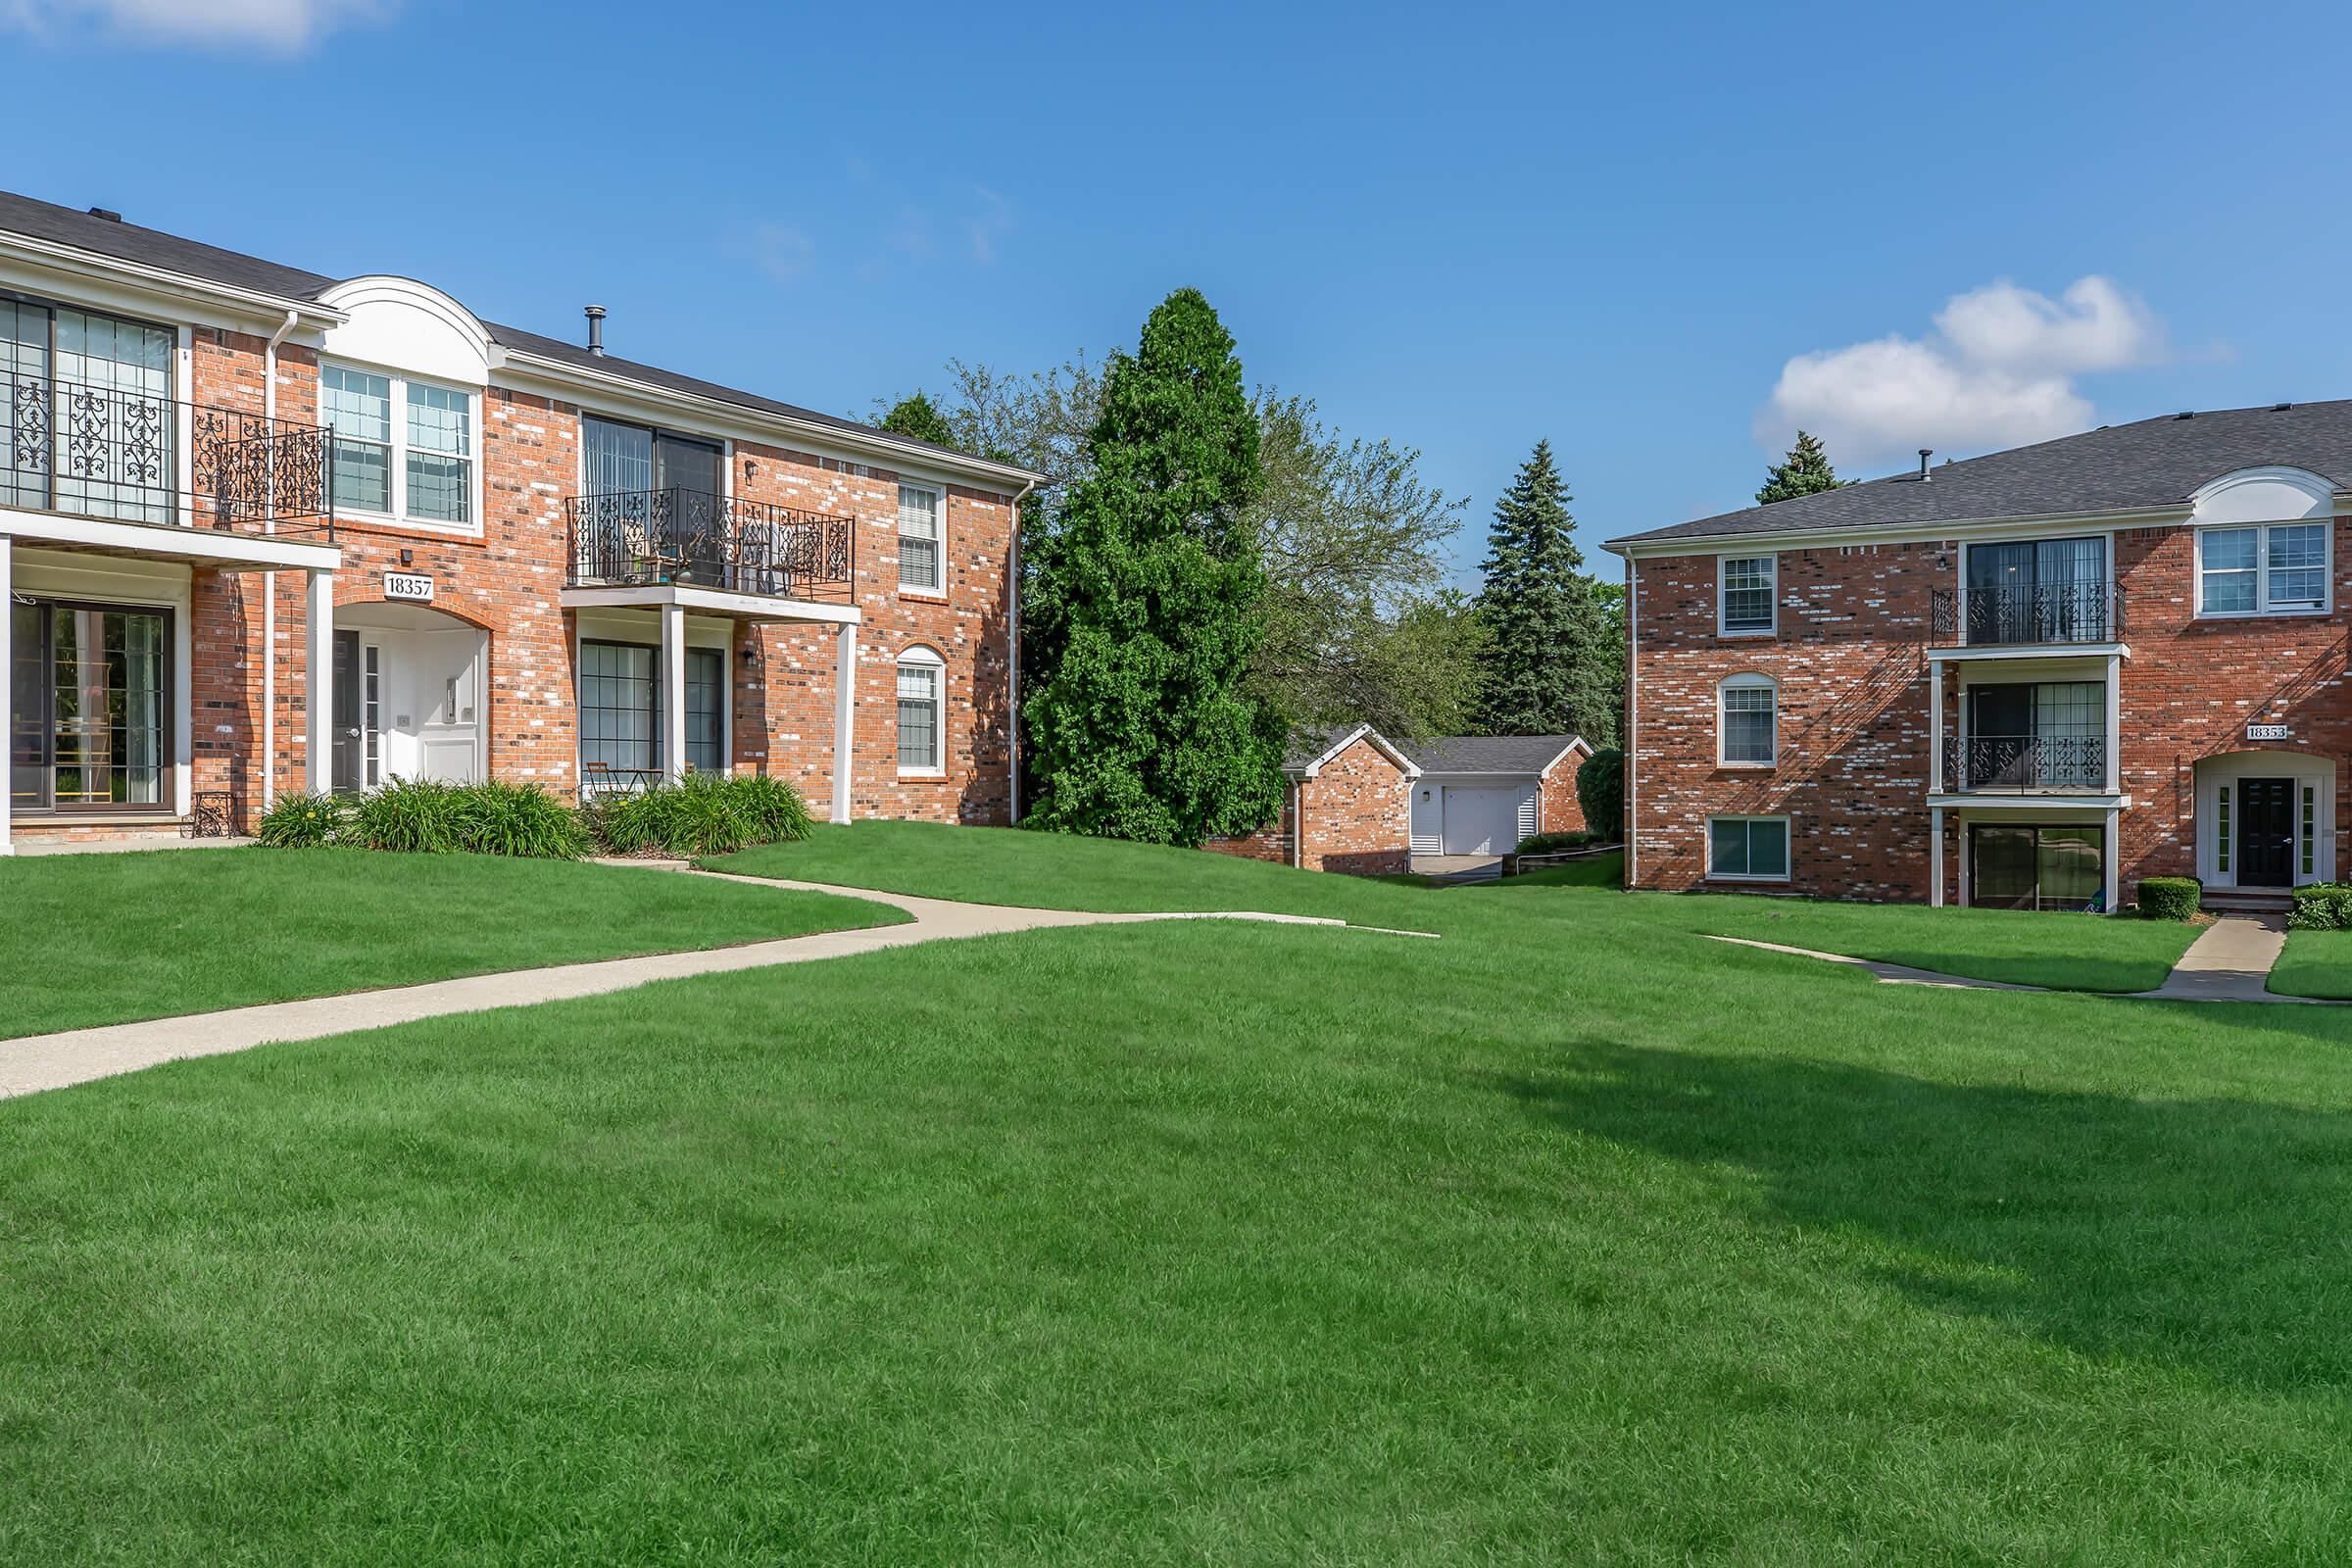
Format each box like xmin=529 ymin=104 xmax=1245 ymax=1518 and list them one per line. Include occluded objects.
xmin=966 ymin=185 xmax=1011 ymax=264
xmin=1759 ymin=275 xmax=2169 ymax=467
xmin=749 ymin=223 xmax=814 ymax=285
xmin=0 ymin=0 xmax=389 ymax=50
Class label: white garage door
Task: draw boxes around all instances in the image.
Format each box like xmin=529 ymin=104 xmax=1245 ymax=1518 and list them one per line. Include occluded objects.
xmin=1442 ymin=786 xmax=1535 ymax=855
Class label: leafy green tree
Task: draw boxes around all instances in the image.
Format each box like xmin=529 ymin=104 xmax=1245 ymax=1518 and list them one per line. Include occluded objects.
xmin=875 ymin=390 xmax=961 ymax=450
xmin=1244 ymin=393 xmax=1478 ymax=739
xmin=1473 ymin=440 xmax=1619 ymax=745
xmin=1021 ymin=289 xmax=1285 ymax=844
xmin=1576 ymin=747 xmax=1624 ymax=838
xmin=1756 ymin=428 xmax=1846 ymax=505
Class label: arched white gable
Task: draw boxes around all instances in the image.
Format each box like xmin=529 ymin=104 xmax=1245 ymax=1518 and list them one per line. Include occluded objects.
xmin=2190 ymin=466 xmax=2335 ymax=525
xmin=314 ymin=275 xmax=493 ymax=387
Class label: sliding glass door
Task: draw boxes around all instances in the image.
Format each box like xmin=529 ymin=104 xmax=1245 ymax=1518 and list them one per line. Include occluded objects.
xmin=1966 ymin=537 xmax=2109 ymax=643
xmin=9 ymin=599 xmax=171 ymax=813
xmin=1971 ymin=824 xmax=2104 ymax=911
xmin=0 ymin=298 xmax=177 ymax=525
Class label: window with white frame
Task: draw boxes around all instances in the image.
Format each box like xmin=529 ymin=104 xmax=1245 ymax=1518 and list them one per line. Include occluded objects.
xmin=319 ymin=361 xmax=477 ymax=528
xmin=897 ymin=646 xmax=945 ymax=772
xmin=1719 ymin=554 xmax=1776 ymax=635
xmin=1719 ymin=674 xmax=1777 ymax=766
xmin=2198 ymin=523 xmax=2329 ymax=615
xmin=899 ymin=482 xmax=943 ymax=593
xmin=1708 ymin=815 xmax=1789 ymax=881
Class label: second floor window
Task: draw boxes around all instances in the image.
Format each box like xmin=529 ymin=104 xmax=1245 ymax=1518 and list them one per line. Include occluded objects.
xmin=321 ymin=362 xmax=475 ymax=527
xmin=1719 ymin=555 xmax=1774 ymax=635
xmin=2199 ymin=523 xmax=2329 ymax=615
xmin=1720 ymin=675 xmax=1777 ymax=765
xmin=899 ymin=483 xmax=942 ymax=593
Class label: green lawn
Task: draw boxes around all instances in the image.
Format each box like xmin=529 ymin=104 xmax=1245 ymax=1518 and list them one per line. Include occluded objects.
xmin=0 ymin=849 xmax=904 ymax=1036
xmin=8 ymin=838 xmax=2352 ymax=1561
xmin=2267 ymin=930 xmax=2352 ymax=999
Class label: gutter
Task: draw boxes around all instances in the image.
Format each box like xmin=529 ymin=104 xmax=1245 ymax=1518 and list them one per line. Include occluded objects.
xmin=0 ymin=231 xmax=344 ymax=332
xmin=1602 ymin=502 xmax=2194 ymax=559
xmin=261 ymin=307 xmax=301 ymax=808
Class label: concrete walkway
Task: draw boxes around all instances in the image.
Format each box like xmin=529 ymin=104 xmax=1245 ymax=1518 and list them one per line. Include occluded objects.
xmin=1708 ymin=909 xmax=2324 ymax=1004
xmin=0 ymin=871 xmax=1434 ymax=1101
xmin=2132 ymin=911 xmax=2299 ymax=1003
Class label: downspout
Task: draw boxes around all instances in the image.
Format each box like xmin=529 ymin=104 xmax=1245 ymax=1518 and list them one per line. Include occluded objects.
xmin=1005 ymin=474 xmax=1038 ymax=822
xmin=1624 ymin=555 xmax=1638 ymax=889
xmin=261 ymin=308 xmax=300 ymax=808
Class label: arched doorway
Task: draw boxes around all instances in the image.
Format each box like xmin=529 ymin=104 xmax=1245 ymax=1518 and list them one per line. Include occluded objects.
xmin=332 ymin=602 xmax=489 ymax=791
xmin=2193 ymin=750 xmax=2336 ymax=891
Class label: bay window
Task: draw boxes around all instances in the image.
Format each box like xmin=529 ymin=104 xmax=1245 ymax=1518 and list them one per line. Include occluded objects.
xmin=2198 ymin=522 xmax=2329 ymax=615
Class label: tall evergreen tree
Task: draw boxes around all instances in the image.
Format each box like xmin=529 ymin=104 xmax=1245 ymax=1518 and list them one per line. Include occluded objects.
xmin=1021 ymin=289 xmax=1285 ymax=845
xmin=1473 ymin=440 xmax=1618 ymax=745
xmin=1756 ymin=428 xmax=1845 ymax=505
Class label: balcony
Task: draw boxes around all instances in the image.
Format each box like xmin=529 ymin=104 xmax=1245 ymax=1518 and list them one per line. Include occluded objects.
xmin=564 ymin=487 xmax=855 ymax=604
xmin=1930 ymin=582 xmax=2122 ymax=648
xmin=1938 ymin=733 xmax=2106 ymax=794
xmin=3 ymin=366 xmax=334 ymax=535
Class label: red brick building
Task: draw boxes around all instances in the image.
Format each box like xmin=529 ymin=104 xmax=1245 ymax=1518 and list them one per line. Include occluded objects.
xmin=1201 ymin=724 xmax=1421 ymax=875
xmin=0 ymin=192 xmax=1039 ymax=852
xmin=1608 ymin=410 xmax=2352 ymax=910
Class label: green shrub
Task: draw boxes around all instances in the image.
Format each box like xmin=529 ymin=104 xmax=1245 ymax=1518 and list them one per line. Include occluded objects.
xmin=590 ymin=772 xmax=815 ymax=858
xmin=1575 ymin=748 xmax=1624 ymax=839
xmin=2287 ymin=882 xmax=2352 ymax=931
xmin=1516 ymin=829 xmax=1602 ymax=856
xmin=341 ymin=778 xmax=465 ymax=854
xmin=2136 ymin=876 xmax=2202 ymax=922
xmin=254 ymin=790 xmax=347 ymax=849
xmin=450 ymin=779 xmax=589 ymax=859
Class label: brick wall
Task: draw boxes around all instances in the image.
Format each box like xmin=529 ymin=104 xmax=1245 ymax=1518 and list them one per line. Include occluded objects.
xmin=1297 ymin=737 xmax=1411 ymax=875
xmin=1540 ymin=757 xmax=1588 ymax=835
xmin=1628 ymin=521 xmax=2352 ymax=903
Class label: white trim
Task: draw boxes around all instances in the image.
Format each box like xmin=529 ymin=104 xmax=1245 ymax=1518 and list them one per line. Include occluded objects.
xmin=305 ymin=569 xmax=334 ymax=792
xmin=0 ymin=229 xmax=347 ymax=334
xmin=0 ymin=507 xmax=338 ymax=570
xmin=1717 ymin=671 xmax=1778 ymax=767
xmin=831 ymin=623 xmax=857 ymax=823
xmin=2191 ymin=750 xmax=2335 ymax=889
xmin=1929 ymin=792 xmax=2130 ymax=810
xmin=557 ymin=581 xmax=859 ymax=625
xmin=1928 ymin=658 xmax=1944 ymax=801
xmin=2192 ymin=519 xmax=2333 ymax=619
xmin=1292 ymin=723 xmax=1422 ymax=781
xmin=1532 ymin=736 xmax=1592 ymax=779
xmin=1716 ymin=551 xmax=1777 ymax=637
xmin=1931 ymin=640 xmax=2129 ymax=663
xmin=1930 ymin=805 xmax=1943 ymax=906
xmin=894 ymin=642 xmax=947 ymax=778
xmin=1704 ymin=813 xmax=1791 ymax=882
xmin=896 ymin=480 xmax=946 ymax=598
xmin=1606 ymin=502 xmax=2196 ymax=560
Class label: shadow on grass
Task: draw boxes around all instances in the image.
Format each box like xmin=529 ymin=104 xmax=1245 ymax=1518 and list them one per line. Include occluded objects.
xmin=1503 ymin=1041 xmax=2352 ymax=1392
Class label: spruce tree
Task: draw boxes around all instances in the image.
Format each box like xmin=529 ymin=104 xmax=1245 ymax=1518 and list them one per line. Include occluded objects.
xmin=1021 ymin=289 xmax=1285 ymax=845
xmin=1473 ymin=440 xmax=1618 ymax=745
xmin=1756 ymin=428 xmax=1844 ymax=505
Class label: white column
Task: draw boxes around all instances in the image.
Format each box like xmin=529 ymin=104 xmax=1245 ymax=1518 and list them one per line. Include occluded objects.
xmin=831 ymin=620 xmax=857 ymax=824
xmin=2104 ymin=653 xmax=2121 ymax=794
xmin=660 ymin=603 xmax=688 ymax=783
xmin=1928 ymin=657 xmax=1944 ymax=796
xmin=2103 ymin=806 xmax=2121 ymax=913
xmin=305 ymin=568 xmax=334 ymax=794
xmin=0 ymin=536 xmax=12 ymax=856
xmin=1930 ymin=806 xmax=1943 ymax=907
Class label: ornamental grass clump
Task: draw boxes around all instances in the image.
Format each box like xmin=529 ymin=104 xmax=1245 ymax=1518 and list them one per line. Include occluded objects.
xmin=254 ymin=790 xmax=348 ymax=849
xmin=449 ymin=779 xmax=590 ymax=859
xmin=589 ymin=772 xmax=816 ymax=858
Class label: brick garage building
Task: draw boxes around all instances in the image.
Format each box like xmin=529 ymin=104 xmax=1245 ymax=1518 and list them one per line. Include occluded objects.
xmin=1201 ymin=724 xmax=1420 ymax=875
xmin=1401 ymin=734 xmax=1590 ymax=856
xmin=1608 ymin=411 xmax=2352 ymax=910
xmin=0 ymin=191 xmax=1040 ymax=853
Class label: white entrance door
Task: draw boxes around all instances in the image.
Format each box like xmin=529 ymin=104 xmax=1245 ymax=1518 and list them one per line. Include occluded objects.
xmin=415 ymin=631 xmax=483 ymax=782
xmin=1441 ymin=787 xmax=1528 ymax=855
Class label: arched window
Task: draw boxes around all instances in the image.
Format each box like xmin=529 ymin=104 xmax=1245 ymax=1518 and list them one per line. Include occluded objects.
xmin=1719 ymin=672 xmax=1777 ymax=766
xmin=896 ymin=644 xmax=946 ymax=774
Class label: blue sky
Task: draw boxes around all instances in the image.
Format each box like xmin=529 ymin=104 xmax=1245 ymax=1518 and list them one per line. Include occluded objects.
xmin=8 ymin=0 xmax=2352 ymax=581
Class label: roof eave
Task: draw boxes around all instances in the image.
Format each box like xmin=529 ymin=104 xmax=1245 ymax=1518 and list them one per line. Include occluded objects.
xmin=0 ymin=229 xmax=344 ymax=331
xmin=1604 ymin=501 xmax=2204 ymax=558
xmin=492 ymin=346 xmax=1046 ymax=488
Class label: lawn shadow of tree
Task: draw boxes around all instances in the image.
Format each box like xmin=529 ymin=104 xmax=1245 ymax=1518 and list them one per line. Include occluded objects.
xmin=1500 ymin=1037 xmax=2352 ymax=1395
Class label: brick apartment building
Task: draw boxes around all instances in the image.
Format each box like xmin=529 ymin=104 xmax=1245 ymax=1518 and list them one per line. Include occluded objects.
xmin=1607 ymin=408 xmax=2352 ymax=910
xmin=0 ymin=191 xmax=1041 ymax=852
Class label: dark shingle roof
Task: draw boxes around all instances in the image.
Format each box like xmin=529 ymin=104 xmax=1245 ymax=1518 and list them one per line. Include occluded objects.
xmin=1609 ymin=401 xmax=2352 ymax=549
xmin=0 ymin=188 xmax=1030 ymax=479
xmin=1404 ymin=735 xmax=1584 ymax=775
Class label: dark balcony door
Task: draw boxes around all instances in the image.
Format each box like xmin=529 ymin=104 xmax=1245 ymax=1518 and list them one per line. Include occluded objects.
xmin=659 ymin=435 xmax=726 ymax=585
xmin=1966 ymin=537 xmax=2107 ymax=644
xmin=1966 ymin=684 xmax=2034 ymax=787
xmin=331 ymin=629 xmax=363 ymax=795
xmin=2239 ymin=776 xmax=2295 ymax=887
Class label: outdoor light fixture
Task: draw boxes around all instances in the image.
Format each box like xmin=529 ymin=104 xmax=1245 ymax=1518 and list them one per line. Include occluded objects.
xmin=399 ymin=549 xmax=414 ymax=566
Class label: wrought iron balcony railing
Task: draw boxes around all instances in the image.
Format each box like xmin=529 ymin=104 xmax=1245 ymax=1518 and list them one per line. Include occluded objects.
xmin=3 ymin=365 xmax=333 ymax=534
xmin=1939 ymin=733 xmax=2106 ymax=793
xmin=564 ymin=486 xmax=856 ymax=602
xmin=1930 ymin=582 xmax=2121 ymax=647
